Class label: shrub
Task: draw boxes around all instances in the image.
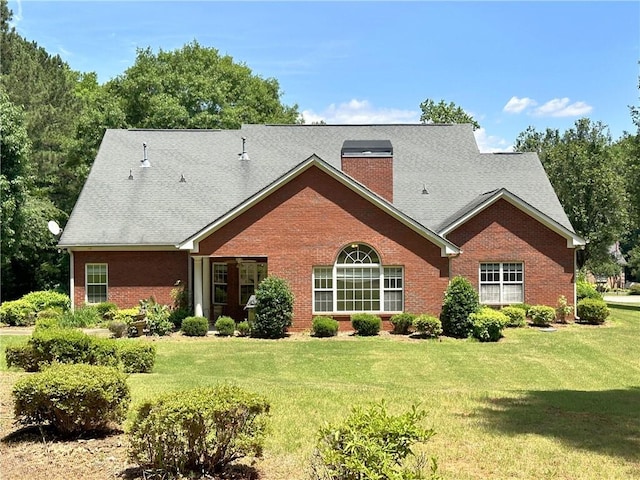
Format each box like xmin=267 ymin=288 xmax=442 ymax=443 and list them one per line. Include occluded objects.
xmin=182 ymin=316 xmax=209 ymax=336
xmin=5 ymin=344 xmax=40 ymax=372
xmin=236 ymin=320 xmax=251 ymax=337
xmin=555 ymin=295 xmax=574 ymax=323
xmin=312 ymin=316 xmax=339 ymax=337
xmin=390 ymin=313 xmax=415 ymax=335
xmin=500 ymin=306 xmax=527 ymax=328
xmin=168 ymin=307 xmax=191 ymax=329
xmin=13 ymin=363 xmax=130 ymax=436
xmin=412 ymin=314 xmax=442 ymax=338
xmin=128 ymin=384 xmax=270 ymax=476
xmin=351 ymin=313 xmax=382 ymax=336
xmin=252 ymin=276 xmax=294 ymax=339
xmin=629 ymin=284 xmax=640 ymax=295
xmin=29 ymin=327 xmax=95 ymax=365
xmin=0 ymin=299 xmax=36 ymax=326
xmin=117 ymin=341 xmax=157 ymax=373
xmin=140 ymin=298 xmax=173 ymax=336
xmin=510 ymin=303 xmax=532 ymax=313
xmin=95 ymin=302 xmax=118 ymax=321
xmin=470 ymin=308 xmax=508 ymax=342
xmin=440 ymin=276 xmax=479 ymax=338
xmin=528 ymin=305 xmax=556 ymax=327
xmin=310 ymin=402 xmax=438 ymax=480
xmin=577 ymin=298 xmax=610 ymax=324
xmin=108 ymin=320 xmax=128 ymax=338
xmin=58 ymin=305 xmax=101 ymax=328
xmin=21 ymin=290 xmax=71 ymax=312
xmin=114 ymin=308 xmax=140 ymax=324
xmin=577 ymin=281 xmax=602 ymax=300
xmin=34 ymin=315 xmax=61 ymax=332
xmin=215 ymin=316 xmax=236 ymax=336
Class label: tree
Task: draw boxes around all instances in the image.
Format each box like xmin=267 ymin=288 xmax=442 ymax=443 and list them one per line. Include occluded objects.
xmin=106 ymin=41 xmax=300 ymax=129
xmin=514 ymin=119 xmax=629 ymax=269
xmin=419 ymin=98 xmax=480 ymax=130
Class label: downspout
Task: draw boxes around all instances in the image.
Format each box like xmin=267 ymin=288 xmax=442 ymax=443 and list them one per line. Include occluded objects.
xmin=69 ymin=250 xmax=75 ymax=310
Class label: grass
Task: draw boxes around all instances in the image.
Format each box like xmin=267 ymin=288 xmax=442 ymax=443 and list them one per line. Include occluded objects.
xmin=2 ymin=306 xmax=639 ymax=479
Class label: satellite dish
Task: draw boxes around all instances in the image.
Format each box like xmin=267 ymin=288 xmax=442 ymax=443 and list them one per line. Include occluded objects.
xmin=47 ymin=220 xmax=63 ymax=236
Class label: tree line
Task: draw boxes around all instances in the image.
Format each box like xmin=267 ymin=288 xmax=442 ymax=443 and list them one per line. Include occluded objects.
xmin=1 ymin=0 xmax=638 ymax=300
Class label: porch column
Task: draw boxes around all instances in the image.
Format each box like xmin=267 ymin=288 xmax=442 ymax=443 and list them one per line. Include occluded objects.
xmin=202 ymin=258 xmax=211 ymax=320
xmin=193 ymin=256 xmax=203 ymax=317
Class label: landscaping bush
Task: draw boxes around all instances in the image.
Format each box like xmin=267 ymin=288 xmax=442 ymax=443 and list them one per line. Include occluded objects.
xmin=252 ymin=276 xmax=294 ymax=339
xmin=58 ymin=305 xmax=101 ymax=328
xmin=95 ymin=302 xmax=118 ymax=321
xmin=34 ymin=315 xmax=61 ymax=331
xmin=182 ymin=316 xmax=209 ymax=336
xmin=140 ymin=298 xmax=173 ymax=336
xmin=577 ymin=280 xmax=602 ymax=300
xmin=577 ymin=298 xmax=610 ymax=324
xmin=629 ymin=284 xmax=640 ymax=295
xmin=5 ymin=344 xmax=40 ymax=372
xmin=351 ymin=313 xmax=382 ymax=336
xmin=440 ymin=276 xmax=479 ymax=338
xmin=215 ymin=316 xmax=236 ymax=336
xmin=555 ymin=295 xmax=574 ymax=323
xmin=0 ymin=299 xmax=36 ymax=326
xmin=528 ymin=305 xmax=556 ymax=327
xmin=29 ymin=327 xmax=95 ymax=365
xmin=117 ymin=341 xmax=157 ymax=373
xmin=108 ymin=320 xmax=128 ymax=338
xmin=236 ymin=320 xmax=251 ymax=337
xmin=500 ymin=306 xmax=527 ymax=328
xmin=312 ymin=316 xmax=339 ymax=337
xmin=412 ymin=314 xmax=442 ymax=338
xmin=310 ymin=401 xmax=438 ymax=480
xmin=114 ymin=308 xmax=140 ymax=324
xmin=470 ymin=308 xmax=508 ymax=342
xmin=168 ymin=306 xmax=191 ymax=329
xmin=390 ymin=313 xmax=415 ymax=335
xmin=128 ymin=384 xmax=270 ymax=476
xmin=13 ymin=363 xmax=130 ymax=436
xmin=21 ymin=290 xmax=71 ymax=312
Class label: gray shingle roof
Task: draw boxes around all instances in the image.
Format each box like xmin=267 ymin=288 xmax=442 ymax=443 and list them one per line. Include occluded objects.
xmin=58 ymin=124 xmax=576 ymax=247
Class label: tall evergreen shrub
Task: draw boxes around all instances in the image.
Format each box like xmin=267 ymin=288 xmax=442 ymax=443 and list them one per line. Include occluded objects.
xmin=252 ymin=276 xmax=294 ymax=338
xmin=440 ymin=276 xmax=479 ymax=338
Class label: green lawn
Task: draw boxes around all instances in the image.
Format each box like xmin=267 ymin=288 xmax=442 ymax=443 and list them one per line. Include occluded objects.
xmin=2 ymin=306 xmax=639 ymax=479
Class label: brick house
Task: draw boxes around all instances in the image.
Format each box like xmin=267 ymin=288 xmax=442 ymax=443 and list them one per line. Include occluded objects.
xmin=58 ymin=124 xmax=585 ymax=330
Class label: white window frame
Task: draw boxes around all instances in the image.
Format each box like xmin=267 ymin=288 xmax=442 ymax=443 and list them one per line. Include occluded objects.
xmin=212 ymin=263 xmax=228 ymax=305
xmin=85 ymin=263 xmax=108 ymax=304
xmin=313 ymin=244 xmax=404 ymax=314
xmin=479 ymin=262 xmax=524 ymax=305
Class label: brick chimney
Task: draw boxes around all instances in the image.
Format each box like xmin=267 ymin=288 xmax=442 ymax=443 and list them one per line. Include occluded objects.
xmin=341 ymin=140 xmax=393 ymax=202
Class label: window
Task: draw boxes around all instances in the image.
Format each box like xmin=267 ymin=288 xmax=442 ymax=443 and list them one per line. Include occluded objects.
xmin=479 ymin=262 xmax=523 ymax=304
xmin=212 ymin=263 xmax=228 ymax=304
xmin=86 ymin=264 xmax=107 ymax=303
xmin=239 ymin=262 xmax=267 ymax=305
xmin=313 ymin=244 xmax=403 ymax=313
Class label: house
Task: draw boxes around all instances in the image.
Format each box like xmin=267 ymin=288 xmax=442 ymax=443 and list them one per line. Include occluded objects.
xmin=58 ymin=124 xmax=586 ymax=330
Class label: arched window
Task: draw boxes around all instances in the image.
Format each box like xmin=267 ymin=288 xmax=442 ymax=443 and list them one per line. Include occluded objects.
xmin=313 ymin=244 xmax=403 ymax=313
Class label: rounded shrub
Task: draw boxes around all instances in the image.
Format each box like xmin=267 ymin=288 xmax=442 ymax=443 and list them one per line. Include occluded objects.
xmin=21 ymin=290 xmax=71 ymax=312
xmin=5 ymin=344 xmax=40 ymax=372
xmin=528 ymin=305 xmax=556 ymax=327
xmin=0 ymin=299 xmax=37 ymax=326
xmin=128 ymin=384 xmax=270 ymax=476
xmin=389 ymin=313 xmax=415 ymax=335
xmin=470 ymin=308 xmax=508 ymax=342
xmin=117 ymin=341 xmax=157 ymax=373
xmin=13 ymin=363 xmax=130 ymax=436
xmin=577 ymin=298 xmax=610 ymax=324
xmin=215 ymin=316 xmax=236 ymax=336
xmin=412 ymin=314 xmax=442 ymax=338
xmin=236 ymin=320 xmax=251 ymax=337
xmin=252 ymin=276 xmax=294 ymax=339
xmin=351 ymin=313 xmax=381 ymax=336
xmin=181 ymin=316 xmax=209 ymax=336
xmin=168 ymin=307 xmax=191 ymax=329
xmin=440 ymin=276 xmax=480 ymax=338
xmin=312 ymin=316 xmax=339 ymax=337
xmin=577 ymin=281 xmax=602 ymax=300
xmin=500 ymin=306 xmax=527 ymax=328
xmin=95 ymin=302 xmax=118 ymax=321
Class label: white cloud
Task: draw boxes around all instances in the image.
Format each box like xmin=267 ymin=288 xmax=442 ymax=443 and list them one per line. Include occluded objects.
xmin=474 ymin=128 xmax=513 ymax=153
xmin=503 ymin=96 xmax=537 ymax=114
xmin=533 ymin=97 xmax=593 ymax=117
xmin=302 ymin=99 xmax=420 ymax=124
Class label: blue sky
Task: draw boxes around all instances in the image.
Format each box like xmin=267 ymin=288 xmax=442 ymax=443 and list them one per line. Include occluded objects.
xmin=8 ymin=1 xmax=639 ymax=151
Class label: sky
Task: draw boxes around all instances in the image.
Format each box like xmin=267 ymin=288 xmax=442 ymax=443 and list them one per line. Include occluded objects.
xmin=7 ymin=0 xmax=640 ymax=152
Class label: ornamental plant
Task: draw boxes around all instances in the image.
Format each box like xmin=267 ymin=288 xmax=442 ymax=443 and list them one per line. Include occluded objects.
xmin=390 ymin=313 xmax=415 ymax=335
xmin=440 ymin=276 xmax=479 ymax=338
xmin=214 ymin=316 xmax=236 ymax=336
xmin=500 ymin=306 xmax=527 ymax=328
xmin=412 ymin=314 xmax=442 ymax=338
xmin=576 ymin=298 xmax=610 ymax=324
xmin=470 ymin=308 xmax=508 ymax=342
xmin=528 ymin=305 xmax=556 ymax=327
xmin=252 ymin=276 xmax=294 ymax=339
xmin=182 ymin=316 xmax=209 ymax=336
xmin=312 ymin=316 xmax=339 ymax=337
xmin=555 ymin=295 xmax=574 ymax=323
xmin=351 ymin=313 xmax=382 ymax=336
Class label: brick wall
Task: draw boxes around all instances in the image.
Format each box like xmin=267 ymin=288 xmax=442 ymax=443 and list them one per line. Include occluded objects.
xmin=198 ymin=165 xmax=448 ymax=331
xmin=341 ymin=156 xmax=393 ymax=202
xmin=73 ymin=250 xmax=189 ymax=308
xmin=447 ymin=198 xmax=576 ymax=308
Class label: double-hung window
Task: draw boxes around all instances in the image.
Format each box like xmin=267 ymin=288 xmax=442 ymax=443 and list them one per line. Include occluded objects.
xmin=313 ymin=244 xmax=403 ymax=313
xmin=86 ymin=264 xmax=108 ymax=303
xmin=479 ymin=262 xmax=523 ymax=304
xmin=212 ymin=263 xmax=228 ymax=304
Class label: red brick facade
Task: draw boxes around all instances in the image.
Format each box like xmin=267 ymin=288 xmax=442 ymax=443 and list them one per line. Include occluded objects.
xmin=447 ymin=198 xmax=576 ymax=309
xmin=73 ymin=250 xmax=189 ymax=308
xmin=197 ymin=165 xmax=448 ymax=331
xmin=341 ymin=156 xmax=394 ymax=202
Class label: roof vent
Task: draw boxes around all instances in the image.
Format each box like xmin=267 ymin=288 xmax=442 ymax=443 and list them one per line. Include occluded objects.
xmin=179 ymin=174 xmax=186 ymax=183
xmin=141 ymin=142 xmax=151 ymax=168
xmin=238 ymin=136 xmax=250 ymax=161
xmin=128 ymin=169 xmax=133 ymax=180
xmin=422 ymin=184 xmax=429 ymax=194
